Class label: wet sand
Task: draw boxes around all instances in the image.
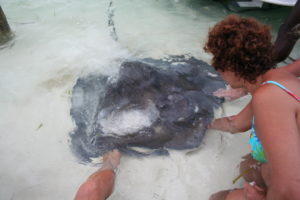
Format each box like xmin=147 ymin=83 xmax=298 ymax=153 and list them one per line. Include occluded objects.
xmin=0 ymin=0 xmax=298 ymax=199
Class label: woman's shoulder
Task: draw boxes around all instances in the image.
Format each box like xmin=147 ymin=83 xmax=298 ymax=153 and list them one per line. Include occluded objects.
xmin=252 ymin=75 xmax=300 ymax=110
xmin=251 ymin=85 xmax=274 ymax=108
xmin=260 ymin=68 xmax=300 ymax=93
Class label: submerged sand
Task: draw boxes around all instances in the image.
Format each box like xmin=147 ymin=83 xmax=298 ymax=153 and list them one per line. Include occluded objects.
xmin=0 ymin=0 xmax=298 ymax=199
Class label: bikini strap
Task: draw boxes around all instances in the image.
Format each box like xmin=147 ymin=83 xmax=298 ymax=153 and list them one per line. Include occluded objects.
xmin=262 ymin=80 xmax=300 ymax=102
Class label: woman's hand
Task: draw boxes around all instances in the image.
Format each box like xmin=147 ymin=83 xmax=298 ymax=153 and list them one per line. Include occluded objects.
xmin=213 ymin=87 xmax=247 ymax=101
xmin=244 ymin=182 xmax=266 ymax=200
xmin=208 ymin=116 xmax=237 ymax=133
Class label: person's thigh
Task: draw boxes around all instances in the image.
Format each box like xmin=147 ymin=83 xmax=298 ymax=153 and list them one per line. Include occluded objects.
xmin=239 ymin=154 xmax=266 ymax=189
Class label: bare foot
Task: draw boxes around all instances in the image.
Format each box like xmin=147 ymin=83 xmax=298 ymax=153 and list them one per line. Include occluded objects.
xmin=101 ymin=150 xmax=121 ymax=171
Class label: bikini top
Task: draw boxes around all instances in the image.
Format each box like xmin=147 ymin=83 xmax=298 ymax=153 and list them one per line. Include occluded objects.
xmin=250 ymin=80 xmax=300 ymax=163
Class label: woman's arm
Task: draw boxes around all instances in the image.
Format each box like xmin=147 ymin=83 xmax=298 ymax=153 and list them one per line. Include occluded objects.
xmin=213 ymin=59 xmax=300 ymax=100
xmin=252 ymin=86 xmax=300 ymax=200
xmin=208 ymin=102 xmax=253 ymax=133
xmin=213 ymin=87 xmax=248 ymax=101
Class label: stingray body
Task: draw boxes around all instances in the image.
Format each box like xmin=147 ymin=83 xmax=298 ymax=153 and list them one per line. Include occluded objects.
xmin=70 ymin=56 xmax=225 ymax=163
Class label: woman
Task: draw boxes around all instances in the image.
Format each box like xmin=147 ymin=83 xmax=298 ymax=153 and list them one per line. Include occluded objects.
xmin=204 ymin=15 xmax=300 ymax=200
xmin=214 ymin=0 xmax=300 ymax=101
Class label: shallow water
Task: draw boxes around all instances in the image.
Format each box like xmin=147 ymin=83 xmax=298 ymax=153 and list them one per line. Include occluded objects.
xmin=0 ymin=0 xmax=299 ymax=199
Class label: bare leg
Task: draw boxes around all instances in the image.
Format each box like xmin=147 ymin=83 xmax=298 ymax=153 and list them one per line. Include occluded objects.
xmin=225 ymin=189 xmax=245 ymax=200
xmin=224 ymin=155 xmax=267 ymax=200
xmin=209 ymin=154 xmax=267 ymax=200
xmin=75 ymin=150 xmax=121 ymax=200
xmin=239 ymin=154 xmax=266 ymax=189
xmin=209 ymin=189 xmax=245 ymax=200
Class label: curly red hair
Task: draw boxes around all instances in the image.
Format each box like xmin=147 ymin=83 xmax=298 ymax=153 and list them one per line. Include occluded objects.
xmin=204 ymin=14 xmax=275 ymax=83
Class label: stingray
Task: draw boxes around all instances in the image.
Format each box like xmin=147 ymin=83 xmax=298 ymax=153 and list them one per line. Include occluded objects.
xmin=70 ymin=56 xmax=225 ymax=163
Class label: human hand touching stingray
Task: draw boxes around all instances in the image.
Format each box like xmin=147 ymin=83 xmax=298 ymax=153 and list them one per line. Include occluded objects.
xmin=213 ymin=87 xmax=247 ymax=101
xmin=208 ymin=116 xmax=238 ymax=133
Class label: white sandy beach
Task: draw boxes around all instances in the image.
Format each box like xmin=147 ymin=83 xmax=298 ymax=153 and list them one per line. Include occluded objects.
xmin=0 ymin=0 xmax=298 ymax=199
